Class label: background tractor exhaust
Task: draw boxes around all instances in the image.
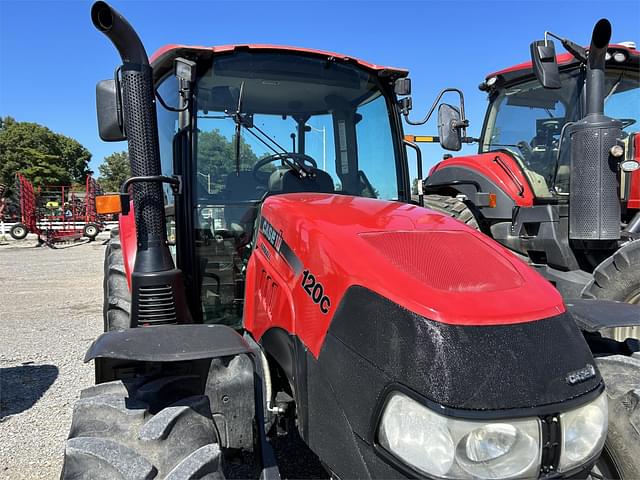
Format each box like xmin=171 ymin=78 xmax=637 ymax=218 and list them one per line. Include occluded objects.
xmin=568 ymin=18 xmax=622 ymax=241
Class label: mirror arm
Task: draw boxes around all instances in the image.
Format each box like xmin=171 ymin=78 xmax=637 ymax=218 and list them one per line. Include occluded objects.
xmin=545 ymin=31 xmax=588 ymax=64
xmin=404 ymin=88 xmax=468 ymax=136
xmin=113 ymin=66 xmax=124 ymax=132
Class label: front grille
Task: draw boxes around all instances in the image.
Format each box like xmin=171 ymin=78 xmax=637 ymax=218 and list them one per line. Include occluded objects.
xmin=137 ymin=285 xmax=177 ymax=325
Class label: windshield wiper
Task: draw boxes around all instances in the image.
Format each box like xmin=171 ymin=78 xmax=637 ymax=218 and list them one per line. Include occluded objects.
xmin=228 ymin=83 xmax=313 ymax=176
xmin=231 ymin=82 xmax=245 ymax=175
xmin=605 ymin=73 xmax=623 ymax=104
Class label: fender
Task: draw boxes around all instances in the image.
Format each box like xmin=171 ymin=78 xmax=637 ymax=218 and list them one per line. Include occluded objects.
xmin=567 ymin=299 xmax=640 ymax=332
xmin=426 ymin=165 xmax=516 ymax=220
xmin=428 ymin=151 xmax=536 ymax=210
xmin=85 ymin=324 xmax=251 ymax=364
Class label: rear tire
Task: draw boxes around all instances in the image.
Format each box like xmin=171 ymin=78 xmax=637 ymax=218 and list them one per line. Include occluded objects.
xmin=423 ymin=194 xmax=480 ymax=229
xmin=104 ymin=227 xmax=131 ymax=331
xmin=62 ymin=375 xmax=225 ymax=479
xmin=9 ymin=223 xmax=28 ymax=240
xmin=83 ymin=223 xmax=100 ymax=240
xmin=594 ymin=355 xmax=640 ymax=479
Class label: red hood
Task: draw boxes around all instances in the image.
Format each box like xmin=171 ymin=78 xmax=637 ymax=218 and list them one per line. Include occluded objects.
xmin=245 ymin=193 xmax=564 ymax=356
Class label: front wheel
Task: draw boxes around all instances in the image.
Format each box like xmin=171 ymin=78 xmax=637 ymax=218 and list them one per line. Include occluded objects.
xmin=582 ymin=240 xmax=640 ymax=340
xmin=9 ymin=223 xmax=28 ymax=240
xmin=583 ymin=240 xmax=640 ymax=304
xmin=103 ymin=227 xmax=131 ymax=331
xmin=423 ymin=194 xmax=480 ymax=229
xmin=593 ymin=355 xmax=640 ymax=479
xmin=62 ymin=375 xmax=225 ymax=479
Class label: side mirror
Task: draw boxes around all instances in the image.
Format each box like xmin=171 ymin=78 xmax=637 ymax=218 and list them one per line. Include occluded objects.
xmin=437 ymin=103 xmax=463 ymax=151
xmin=530 ymin=40 xmax=561 ymax=89
xmin=96 ymin=79 xmax=126 ymax=141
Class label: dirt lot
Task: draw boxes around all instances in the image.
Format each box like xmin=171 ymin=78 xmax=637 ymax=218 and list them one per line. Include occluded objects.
xmin=0 ymin=233 xmax=108 ymax=479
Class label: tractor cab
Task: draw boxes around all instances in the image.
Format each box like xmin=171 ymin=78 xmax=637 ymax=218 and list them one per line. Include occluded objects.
xmin=149 ymin=46 xmax=410 ymax=326
xmin=480 ymin=43 xmax=639 ymax=199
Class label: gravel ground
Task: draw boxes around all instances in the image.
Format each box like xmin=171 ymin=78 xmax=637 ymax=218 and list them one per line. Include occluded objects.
xmin=0 ymin=233 xmax=108 ymax=479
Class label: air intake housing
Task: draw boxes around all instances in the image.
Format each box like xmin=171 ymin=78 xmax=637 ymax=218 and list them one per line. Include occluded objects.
xmin=568 ymin=19 xmax=622 ymax=241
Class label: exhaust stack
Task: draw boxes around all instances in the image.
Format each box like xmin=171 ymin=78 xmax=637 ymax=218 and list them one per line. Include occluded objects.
xmin=91 ymin=1 xmax=191 ymax=325
xmin=568 ymin=19 xmax=622 ymax=242
xmin=585 ymin=19 xmax=611 ymax=116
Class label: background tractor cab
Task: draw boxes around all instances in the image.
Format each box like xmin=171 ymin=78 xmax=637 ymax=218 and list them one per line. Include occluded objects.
xmin=401 ymin=20 xmax=640 ymax=332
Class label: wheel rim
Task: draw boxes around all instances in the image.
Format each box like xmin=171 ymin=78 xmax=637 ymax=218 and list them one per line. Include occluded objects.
xmin=86 ymin=226 xmax=97 ymax=236
xmin=625 ymin=289 xmax=640 ymax=305
xmin=13 ymin=227 xmax=25 ymax=237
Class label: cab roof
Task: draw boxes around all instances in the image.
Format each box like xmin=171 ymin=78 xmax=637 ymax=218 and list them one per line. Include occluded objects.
xmin=485 ymin=44 xmax=639 ymax=83
xmin=150 ymin=43 xmax=408 ymax=80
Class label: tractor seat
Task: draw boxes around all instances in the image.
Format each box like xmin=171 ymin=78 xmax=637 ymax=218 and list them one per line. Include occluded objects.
xmin=223 ymin=171 xmax=266 ymax=201
xmin=268 ymin=168 xmax=335 ymax=195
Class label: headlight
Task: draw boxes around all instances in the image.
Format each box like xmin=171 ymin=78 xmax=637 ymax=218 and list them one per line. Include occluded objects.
xmin=558 ymin=393 xmax=608 ymax=472
xmin=378 ymin=392 xmax=541 ymax=479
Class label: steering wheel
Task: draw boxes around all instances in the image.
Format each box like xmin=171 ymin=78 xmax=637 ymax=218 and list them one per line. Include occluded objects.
xmin=252 ymin=153 xmax=318 ymax=184
xmin=516 ymin=140 xmax=535 ymax=165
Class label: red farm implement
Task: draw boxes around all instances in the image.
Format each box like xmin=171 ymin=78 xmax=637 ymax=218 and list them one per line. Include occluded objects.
xmin=11 ymin=173 xmax=105 ymax=245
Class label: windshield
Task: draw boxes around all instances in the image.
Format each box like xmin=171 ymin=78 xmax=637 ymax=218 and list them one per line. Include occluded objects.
xmin=481 ymin=68 xmax=639 ymax=196
xmin=195 ymin=51 xmax=402 ymax=201
xmin=187 ymin=51 xmax=402 ymax=326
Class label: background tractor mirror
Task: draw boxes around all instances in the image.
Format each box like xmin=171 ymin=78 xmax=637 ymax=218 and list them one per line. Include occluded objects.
xmin=530 ymin=40 xmax=561 ymax=89
xmin=96 ymin=79 xmax=126 ymax=141
xmin=437 ymin=103 xmax=463 ymax=151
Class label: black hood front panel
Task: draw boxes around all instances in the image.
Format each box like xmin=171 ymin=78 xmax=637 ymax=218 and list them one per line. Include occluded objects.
xmin=325 ymin=285 xmax=601 ymax=412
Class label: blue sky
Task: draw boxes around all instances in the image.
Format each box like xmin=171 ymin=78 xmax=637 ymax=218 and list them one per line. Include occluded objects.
xmin=1 ymin=0 xmax=639 ymax=175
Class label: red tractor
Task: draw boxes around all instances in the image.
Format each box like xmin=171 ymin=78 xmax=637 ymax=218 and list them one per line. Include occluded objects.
xmin=64 ymin=4 xmax=639 ymax=479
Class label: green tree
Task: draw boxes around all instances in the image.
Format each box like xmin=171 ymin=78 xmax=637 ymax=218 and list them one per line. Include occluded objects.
xmin=0 ymin=116 xmax=92 ymax=189
xmin=98 ymin=151 xmax=131 ymax=192
xmin=197 ymin=129 xmax=259 ymax=193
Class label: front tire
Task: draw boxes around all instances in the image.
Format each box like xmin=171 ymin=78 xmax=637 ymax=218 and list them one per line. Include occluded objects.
xmin=582 ymin=240 xmax=640 ymax=340
xmin=62 ymin=375 xmax=224 ymax=479
xmin=9 ymin=223 xmax=28 ymax=240
xmin=583 ymin=240 xmax=640 ymax=305
xmin=423 ymin=194 xmax=480 ymax=229
xmin=594 ymin=355 xmax=640 ymax=479
xmin=103 ymin=227 xmax=131 ymax=331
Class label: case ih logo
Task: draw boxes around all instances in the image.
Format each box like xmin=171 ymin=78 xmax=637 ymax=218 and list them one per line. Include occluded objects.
xmin=261 ymin=218 xmax=283 ymax=252
xmin=565 ymin=364 xmax=596 ymax=385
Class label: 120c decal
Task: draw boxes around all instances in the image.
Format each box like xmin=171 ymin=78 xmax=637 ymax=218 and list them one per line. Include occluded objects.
xmin=301 ymin=270 xmax=331 ymax=314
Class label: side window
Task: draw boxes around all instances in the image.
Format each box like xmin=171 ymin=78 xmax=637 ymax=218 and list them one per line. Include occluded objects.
xmin=355 ymin=95 xmax=399 ymax=200
xmin=156 ymin=76 xmax=179 ymax=257
xmin=605 ymin=75 xmax=639 ymax=134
